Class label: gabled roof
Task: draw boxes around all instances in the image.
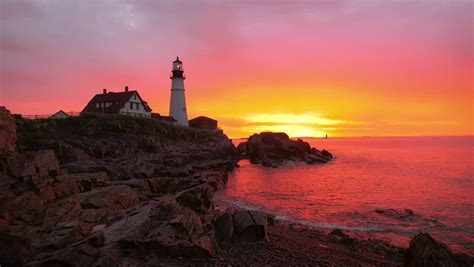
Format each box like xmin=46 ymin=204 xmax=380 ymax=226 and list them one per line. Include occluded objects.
xmin=49 ymin=110 xmax=70 ymax=118
xmin=189 ymin=116 xmax=217 ymax=123
xmin=82 ymin=90 xmax=152 ymax=113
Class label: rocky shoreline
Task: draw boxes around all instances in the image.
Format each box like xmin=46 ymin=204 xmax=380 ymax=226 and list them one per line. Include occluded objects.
xmin=0 ymin=107 xmax=472 ymax=266
xmin=1 ymin=108 xmax=238 ymax=265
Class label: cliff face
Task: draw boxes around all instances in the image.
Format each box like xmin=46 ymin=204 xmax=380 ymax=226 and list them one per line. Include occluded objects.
xmin=0 ymin=114 xmax=237 ymax=265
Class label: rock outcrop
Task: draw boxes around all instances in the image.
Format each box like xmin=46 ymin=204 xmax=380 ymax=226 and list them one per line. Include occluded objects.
xmin=237 ymin=132 xmax=333 ymax=167
xmin=0 ymin=107 xmax=16 ymax=154
xmin=404 ymin=232 xmax=474 ymax=267
xmin=0 ymin=113 xmax=238 ymax=265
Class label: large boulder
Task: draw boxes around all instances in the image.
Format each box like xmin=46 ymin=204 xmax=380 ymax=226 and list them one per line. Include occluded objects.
xmin=232 ymin=210 xmax=267 ymax=242
xmin=0 ymin=107 xmax=16 ymax=154
xmin=404 ymin=232 xmax=474 ymax=267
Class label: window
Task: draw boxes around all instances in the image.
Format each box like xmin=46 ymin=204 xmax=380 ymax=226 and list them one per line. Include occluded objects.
xmin=130 ymin=102 xmax=133 ymax=109
xmin=136 ymin=103 xmax=139 ymax=110
xmin=96 ymin=103 xmax=100 ymax=108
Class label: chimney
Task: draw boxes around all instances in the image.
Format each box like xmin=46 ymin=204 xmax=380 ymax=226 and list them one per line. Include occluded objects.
xmin=125 ymin=86 xmax=129 ymax=92
xmin=103 ymin=89 xmax=107 ymax=94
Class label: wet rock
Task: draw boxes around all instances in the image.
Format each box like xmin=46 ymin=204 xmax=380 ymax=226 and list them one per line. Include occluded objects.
xmin=404 ymin=232 xmax=474 ymax=267
xmin=375 ymin=208 xmax=415 ymax=220
xmin=233 ymin=210 xmax=268 ymax=243
xmin=305 ymin=153 xmax=329 ymax=164
xmin=321 ymin=149 xmax=333 ymax=160
xmin=330 ymin=229 xmax=348 ymax=238
xmin=0 ymin=107 xmax=16 ymax=154
xmin=330 ymin=229 xmax=356 ymax=246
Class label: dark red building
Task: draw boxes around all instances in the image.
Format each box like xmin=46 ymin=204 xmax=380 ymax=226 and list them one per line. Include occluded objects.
xmin=151 ymin=113 xmax=177 ymax=123
xmin=189 ymin=116 xmax=218 ymax=130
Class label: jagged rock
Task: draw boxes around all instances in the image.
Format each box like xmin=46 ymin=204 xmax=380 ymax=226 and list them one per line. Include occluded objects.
xmin=0 ymin=107 xmax=16 ymax=154
xmin=404 ymin=232 xmax=474 ymax=267
xmin=233 ymin=210 xmax=268 ymax=242
xmin=7 ymin=150 xmax=59 ymax=178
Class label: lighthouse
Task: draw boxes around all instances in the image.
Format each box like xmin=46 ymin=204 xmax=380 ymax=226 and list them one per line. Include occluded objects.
xmin=169 ymin=57 xmax=189 ymax=126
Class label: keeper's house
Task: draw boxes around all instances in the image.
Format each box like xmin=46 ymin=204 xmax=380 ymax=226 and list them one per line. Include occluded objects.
xmin=81 ymin=86 xmax=152 ymax=118
xmin=189 ymin=116 xmax=218 ymax=130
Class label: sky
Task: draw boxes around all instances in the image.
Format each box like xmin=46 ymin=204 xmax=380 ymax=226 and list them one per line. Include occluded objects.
xmin=1 ymin=0 xmax=473 ymax=138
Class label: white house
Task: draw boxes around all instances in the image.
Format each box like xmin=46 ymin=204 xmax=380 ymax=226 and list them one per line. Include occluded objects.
xmin=49 ymin=110 xmax=71 ymax=119
xmin=81 ymin=86 xmax=152 ymax=117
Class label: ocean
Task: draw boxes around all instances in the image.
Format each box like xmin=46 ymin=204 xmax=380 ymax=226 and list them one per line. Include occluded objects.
xmin=215 ymin=136 xmax=474 ymax=255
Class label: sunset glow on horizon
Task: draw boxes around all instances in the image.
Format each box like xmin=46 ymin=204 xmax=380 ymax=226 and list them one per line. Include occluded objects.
xmin=1 ymin=0 xmax=473 ymax=138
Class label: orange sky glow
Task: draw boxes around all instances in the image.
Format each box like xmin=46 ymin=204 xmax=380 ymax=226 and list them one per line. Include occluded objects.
xmin=1 ymin=1 xmax=473 ymax=138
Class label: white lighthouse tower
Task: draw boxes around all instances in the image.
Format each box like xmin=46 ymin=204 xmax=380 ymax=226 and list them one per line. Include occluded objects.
xmin=169 ymin=57 xmax=188 ymax=126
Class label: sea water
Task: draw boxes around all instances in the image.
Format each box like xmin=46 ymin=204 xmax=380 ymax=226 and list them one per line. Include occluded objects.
xmin=215 ymin=136 xmax=474 ymax=255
